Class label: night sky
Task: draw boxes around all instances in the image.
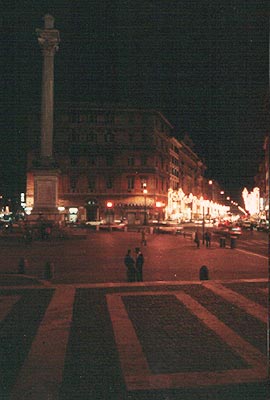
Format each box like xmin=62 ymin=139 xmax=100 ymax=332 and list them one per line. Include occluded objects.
xmin=2 ymin=1 xmax=269 ymax=203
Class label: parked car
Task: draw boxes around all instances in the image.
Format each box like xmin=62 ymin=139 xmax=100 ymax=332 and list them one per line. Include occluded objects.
xmin=155 ymin=222 xmax=183 ymax=234
xmin=256 ymin=221 xmax=269 ymax=232
xmin=99 ymin=220 xmax=127 ymax=231
xmin=241 ymin=221 xmax=252 ymax=230
xmin=213 ymin=225 xmax=242 ymax=237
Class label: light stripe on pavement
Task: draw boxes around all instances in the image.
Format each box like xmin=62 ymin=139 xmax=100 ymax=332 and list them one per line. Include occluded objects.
xmin=10 ymin=287 xmax=75 ymax=400
xmin=0 ymin=295 xmax=21 ymax=321
xmin=235 ymin=248 xmax=268 ymax=259
xmin=107 ymin=290 xmax=267 ymax=391
xmin=204 ymin=282 xmax=267 ymax=323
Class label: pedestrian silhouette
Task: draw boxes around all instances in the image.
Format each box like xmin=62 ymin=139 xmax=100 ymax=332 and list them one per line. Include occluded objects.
xmin=194 ymin=230 xmax=200 ymax=248
xmin=124 ymin=249 xmax=136 ymax=282
xmin=135 ymin=247 xmax=144 ymax=282
xmin=141 ymin=228 xmax=147 ymax=246
xmin=204 ymin=230 xmax=211 ymax=248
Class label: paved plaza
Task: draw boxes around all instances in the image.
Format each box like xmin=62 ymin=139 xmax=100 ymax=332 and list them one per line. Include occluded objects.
xmin=0 ymin=231 xmax=268 ymax=399
xmin=0 ymin=229 xmax=267 ymax=284
xmin=0 ymin=280 xmax=268 ymax=400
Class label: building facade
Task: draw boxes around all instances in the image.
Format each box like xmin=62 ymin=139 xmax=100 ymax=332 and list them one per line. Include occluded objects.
xmin=26 ymin=104 xmax=226 ymax=224
xmin=254 ymin=134 xmax=269 ymax=220
xmin=26 ymin=105 xmax=174 ymax=224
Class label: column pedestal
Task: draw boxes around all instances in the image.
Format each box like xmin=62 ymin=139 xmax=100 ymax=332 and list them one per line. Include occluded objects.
xmin=27 ymin=169 xmax=62 ymax=223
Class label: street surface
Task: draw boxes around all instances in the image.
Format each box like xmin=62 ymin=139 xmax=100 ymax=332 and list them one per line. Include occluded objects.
xmin=0 ymin=228 xmax=267 ymax=284
xmin=0 ymin=229 xmax=268 ymax=399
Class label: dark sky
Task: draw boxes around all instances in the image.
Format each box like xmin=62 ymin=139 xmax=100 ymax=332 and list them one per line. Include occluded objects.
xmin=2 ymin=1 xmax=269 ymax=202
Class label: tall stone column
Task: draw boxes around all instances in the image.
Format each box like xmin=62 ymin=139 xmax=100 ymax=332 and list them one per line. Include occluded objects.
xmin=28 ymin=15 xmax=61 ymax=222
xmin=37 ymin=14 xmax=60 ymax=164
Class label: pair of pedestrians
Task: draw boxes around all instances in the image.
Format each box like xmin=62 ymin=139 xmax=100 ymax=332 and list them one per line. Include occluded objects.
xmin=194 ymin=230 xmax=211 ymax=248
xmin=124 ymin=248 xmax=144 ymax=282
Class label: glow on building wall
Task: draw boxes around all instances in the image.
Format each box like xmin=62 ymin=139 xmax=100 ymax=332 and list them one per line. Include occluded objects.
xmin=166 ymin=188 xmax=229 ymax=221
xmin=242 ymin=187 xmax=260 ymax=215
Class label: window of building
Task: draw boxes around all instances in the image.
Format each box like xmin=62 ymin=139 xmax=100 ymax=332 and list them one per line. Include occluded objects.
xmin=115 ymin=113 xmax=126 ymax=125
xmin=105 ymin=112 xmax=114 ymax=124
xmin=142 ymin=113 xmax=151 ymax=125
xmin=128 ymin=113 xmax=135 ymax=124
xmin=160 ymin=157 xmax=164 ymax=169
xmin=105 ymin=130 xmax=115 ymax=143
xmin=87 ymin=112 xmax=97 ymax=124
xmin=106 ymin=177 xmax=113 ymax=189
xmin=70 ymin=111 xmax=81 ymax=123
xmin=88 ymin=177 xmax=96 ymax=191
xmin=106 ymin=154 xmax=114 ymax=166
xmin=141 ymin=156 xmax=147 ymax=166
xmin=88 ymin=155 xmax=96 ymax=166
xmin=70 ymin=131 xmax=80 ymax=142
xmin=127 ymin=176 xmax=135 ymax=189
xmin=70 ymin=155 xmax=79 ymax=166
xmin=97 ymin=113 xmax=104 ymax=124
xmin=128 ymin=157 xmax=135 ymax=166
xmin=87 ymin=132 xmax=97 ymax=142
xmin=161 ymin=178 xmax=165 ymax=191
xmin=70 ymin=175 xmax=77 ymax=192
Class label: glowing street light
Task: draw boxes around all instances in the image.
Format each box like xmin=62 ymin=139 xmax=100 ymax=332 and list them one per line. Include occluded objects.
xmin=106 ymin=201 xmax=114 ymax=228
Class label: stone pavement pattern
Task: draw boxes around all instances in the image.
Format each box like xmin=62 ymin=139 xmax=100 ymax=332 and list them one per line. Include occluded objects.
xmin=0 ymin=279 xmax=268 ymax=400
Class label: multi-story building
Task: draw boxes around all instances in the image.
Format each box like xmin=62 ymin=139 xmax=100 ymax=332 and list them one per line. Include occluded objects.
xmin=254 ymin=134 xmax=269 ymax=220
xmin=26 ymin=104 xmax=173 ymax=224
xmin=26 ymin=104 xmax=227 ymax=224
xmin=168 ymin=136 xmax=207 ymax=221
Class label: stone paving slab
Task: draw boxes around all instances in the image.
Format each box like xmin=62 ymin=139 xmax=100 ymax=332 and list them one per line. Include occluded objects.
xmin=0 ymin=281 xmax=268 ymax=399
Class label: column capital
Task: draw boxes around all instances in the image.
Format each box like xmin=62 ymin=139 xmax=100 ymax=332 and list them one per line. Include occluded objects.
xmin=36 ymin=15 xmax=60 ymax=56
xmin=36 ymin=29 xmax=60 ymax=56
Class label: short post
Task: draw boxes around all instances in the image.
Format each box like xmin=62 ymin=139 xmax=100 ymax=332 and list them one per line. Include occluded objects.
xmin=44 ymin=261 xmax=54 ymax=280
xmin=230 ymin=236 xmax=237 ymax=249
xmin=220 ymin=237 xmax=226 ymax=248
xmin=199 ymin=265 xmax=209 ymax=281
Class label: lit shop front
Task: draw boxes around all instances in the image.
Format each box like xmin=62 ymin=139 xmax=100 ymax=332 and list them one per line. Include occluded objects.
xmin=166 ymin=188 xmax=229 ymax=222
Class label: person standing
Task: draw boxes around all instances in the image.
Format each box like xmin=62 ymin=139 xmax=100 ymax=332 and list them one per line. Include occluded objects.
xmin=205 ymin=230 xmax=211 ymax=248
xmin=124 ymin=249 xmax=135 ymax=282
xmin=141 ymin=228 xmax=147 ymax=246
xmin=135 ymin=247 xmax=144 ymax=282
xmin=194 ymin=230 xmax=200 ymax=248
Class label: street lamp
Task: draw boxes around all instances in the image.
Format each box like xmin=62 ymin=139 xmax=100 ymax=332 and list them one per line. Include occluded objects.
xmin=208 ymin=180 xmax=213 ymax=201
xmin=143 ymin=183 xmax=148 ymax=225
xmin=156 ymin=201 xmax=163 ymax=232
xmin=202 ymin=199 xmax=205 ymax=245
xmin=106 ymin=201 xmax=113 ymax=230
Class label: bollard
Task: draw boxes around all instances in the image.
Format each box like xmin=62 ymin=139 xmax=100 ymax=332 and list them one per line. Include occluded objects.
xmin=230 ymin=236 xmax=237 ymax=249
xmin=199 ymin=265 xmax=209 ymax=281
xmin=219 ymin=237 xmax=226 ymax=248
xmin=44 ymin=261 xmax=54 ymax=280
xmin=18 ymin=257 xmax=28 ymax=274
